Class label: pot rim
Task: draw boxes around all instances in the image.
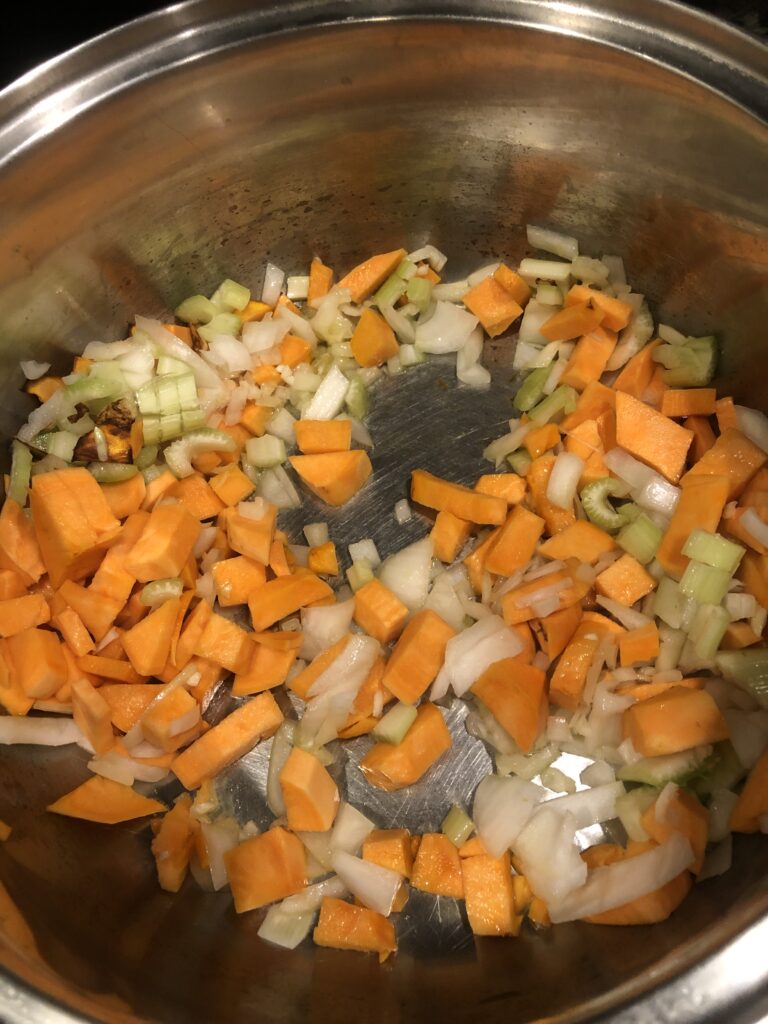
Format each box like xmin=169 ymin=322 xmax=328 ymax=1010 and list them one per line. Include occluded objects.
xmin=0 ymin=2 xmax=766 ymax=1022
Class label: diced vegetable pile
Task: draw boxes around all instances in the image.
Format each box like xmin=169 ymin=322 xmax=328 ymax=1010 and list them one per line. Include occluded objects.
xmin=3 ymin=227 xmax=768 ymax=960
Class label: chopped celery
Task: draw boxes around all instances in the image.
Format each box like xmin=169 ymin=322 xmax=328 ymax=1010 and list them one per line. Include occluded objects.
xmin=47 ymin=431 xmax=77 ymax=461
xmin=581 ymin=478 xmax=633 ymax=531
xmin=617 ymin=747 xmax=712 ymax=787
xmin=245 ymin=435 xmax=286 ymax=469
xmin=159 ymin=413 xmax=183 ymax=441
xmin=688 ymin=602 xmax=730 ymax=660
xmin=140 ymin=577 xmax=184 ymax=606
xmin=135 ymin=445 xmax=159 ymax=470
xmin=142 ymin=464 xmax=165 ymax=484
xmin=140 ymin=417 xmax=161 ymax=445
xmin=8 ymin=441 xmax=32 ymax=506
xmin=615 ymin=787 xmax=656 ymax=842
xmin=678 ymin=560 xmax=732 ymax=605
xmin=655 ymin=624 xmax=687 ymax=672
xmin=181 ymin=408 xmax=206 ymax=433
xmin=345 ymin=377 xmax=369 ymax=419
xmin=175 ymin=294 xmax=217 ymax=324
xmin=88 ymin=463 xmax=138 ymax=483
xmin=156 ymin=376 xmax=183 ymax=415
xmin=406 ymin=276 xmax=433 ymax=313
xmin=441 ymin=804 xmax=475 ymax=847
xmin=688 ymin=742 xmax=745 ymax=799
xmin=528 ymin=384 xmax=577 ymax=424
xmin=176 ymin=373 xmax=199 ymax=411
xmin=715 ymin=649 xmax=768 ymax=708
xmin=156 ymin=355 xmax=190 ymax=377
xmin=198 ymin=312 xmax=242 ymax=344
xmin=507 ymin=449 xmax=532 ymax=475
xmin=373 ymin=276 xmax=407 ymax=308
xmin=66 ymin=376 xmax=122 ymax=405
xmin=653 ymin=335 xmax=716 ymax=387
xmin=617 ymin=512 xmax=663 ymax=564
xmin=346 ymin=559 xmax=374 ymax=592
xmin=513 ymin=365 xmax=550 ymax=412
xmin=210 ymin=278 xmax=250 ymax=313
xmin=682 ymin=529 xmax=744 ymax=574
xmin=653 ymin=576 xmax=693 ymax=630
xmin=372 ymin=702 xmax=418 ymax=744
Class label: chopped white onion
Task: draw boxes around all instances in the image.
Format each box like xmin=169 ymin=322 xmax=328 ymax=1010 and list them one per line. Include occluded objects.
xmin=546 ymin=452 xmax=584 ymax=509
xmin=518 ymin=299 xmax=555 ymax=345
xmin=541 ymin=781 xmax=625 ymax=829
xmin=603 ymin=448 xmax=655 ymax=490
xmin=135 ymin=316 xmax=222 ymax=391
xmin=394 ymin=498 xmax=412 ymax=524
xmin=514 ymin=807 xmax=586 ymax=908
xmin=595 ymin=595 xmax=651 ymax=631
xmin=467 ymin=263 xmax=500 ymax=287
xmin=300 ymin=600 xmax=354 ymax=660
xmin=20 ymin=359 xmax=51 ymax=380
xmin=634 ymin=475 xmax=680 ymax=518
xmin=444 ymin=615 xmax=523 ymax=696
xmin=415 ymin=301 xmax=479 ymax=354
xmin=275 ymin=302 xmax=318 ymax=346
xmin=407 ymin=244 xmax=448 ymax=272
xmin=331 ymin=850 xmax=401 ymax=916
xmin=302 ymin=364 xmax=350 ymax=420
xmin=549 ymin=835 xmax=694 ymax=923
xmin=0 ymin=718 xmax=87 ymax=748
xmin=261 ymin=263 xmax=285 ymax=307
xmin=519 ymin=258 xmax=572 ymax=284
xmin=473 ymin=775 xmax=546 ymax=858
xmin=349 ymin=538 xmax=381 ymax=568
xmin=282 ymin=875 xmax=348 ymax=915
xmin=257 ymin=907 xmax=314 ymax=950
xmin=330 ymin=802 xmax=376 ymax=854
xmin=201 ymin=819 xmax=240 ymax=891
xmin=526 ymin=225 xmax=579 ymax=261
xmin=378 ymin=536 xmax=434 ymax=611
xmin=740 ymin=508 xmax=768 ymax=549
xmin=698 ymin=835 xmax=733 ymax=881
xmin=606 ymin=302 xmax=654 ymax=371
xmin=432 ymin=280 xmax=469 ymax=302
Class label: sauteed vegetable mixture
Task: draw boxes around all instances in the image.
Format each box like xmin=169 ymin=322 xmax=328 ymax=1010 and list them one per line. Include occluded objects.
xmin=1 ymin=227 xmax=767 ymax=960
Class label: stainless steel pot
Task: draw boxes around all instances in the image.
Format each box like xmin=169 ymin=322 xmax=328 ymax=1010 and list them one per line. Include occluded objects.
xmin=0 ymin=2 xmax=766 ymax=1021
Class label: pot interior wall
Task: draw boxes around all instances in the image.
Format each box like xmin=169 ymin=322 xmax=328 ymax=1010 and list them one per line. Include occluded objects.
xmin=0 ymin=15 xmax=766 ymax=1024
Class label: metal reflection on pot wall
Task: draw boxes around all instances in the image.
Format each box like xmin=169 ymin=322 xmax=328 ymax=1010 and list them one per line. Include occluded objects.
xmin=0 ymin=2 xmax=766 ymax=1024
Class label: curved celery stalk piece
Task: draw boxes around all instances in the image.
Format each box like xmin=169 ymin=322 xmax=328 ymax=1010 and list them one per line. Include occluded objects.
xmin=580 ymin=478 xmax=632 ymax=531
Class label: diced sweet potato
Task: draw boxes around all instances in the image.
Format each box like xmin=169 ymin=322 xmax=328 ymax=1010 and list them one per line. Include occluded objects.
xmin=211 ymin=556 xmax=267 ymax=608
xmin=411 ymin=469 xmax=506 ymax=525
xmin=248 ymin=570 xmax=333 ymax=632
xmin=461 ymin=851 xmax=520 ymax=936
xmin=29 ymin=471 xmax=120 ymax=588
xmin=336 ymin=248 xmax=407 ymax=303
xmin=641 ymin=788 xmax=709 ymax=875
xmin=6 ymin=628 xmax=67 ymax=699
xmin=71 ymin=677 xmax=113 ymax=754
xmin=472 ymin=659 xmax=546 ymax=753
xmin=595 ymin=553 xmax=655 ymax=607
xmin=354 ymin=579 xmax=409 ymax=645
xmin=232 ymin=643 xmax=297 ymax=696
xmin=142 ymin=686 xmax=201 ymax=753
xmin=363 ymin=828 xmax=414 ymax=877
xmin=350 ymin=308 xmax=399 ymax=367
xmin=290 ymin=451 xmax=372 ymax=506
xmin=411 ymin=833 xmax=464 ymax=898
xmin=0 ymin=593 xmax=50 ymax=638
xmin=193 ymin=612 xmax=254 ymax=674
xmin=314 ymin=896 xmax=397 ymax=961
xmin=382 ymin=610 xmax=455 ymax=704
xmin=538 ymin=520 xmax=615 ymax=564
xmin=172 ymin=691 xmax=283 ymax=789
xmin=151 ymin=794 xmax=194 ymax=893
xmin=124 ymin=504 xmax=201 ymax=583
xmin=623 ymin=686 xmax=729 ymax=756
xmin=360 ymin=703 xmax=451 ymax=791
xmin=280 ymin=747 xmax=339 ymax=831
xmin=48 ymin=776 xmax=166 ymax=824
xmin=226 ymin=826 xmax=306 ymax=912
xmin=122 ymin=597 xmax=181 ymax=678
xmin=483 ymin=505 xmax=545 ymax=576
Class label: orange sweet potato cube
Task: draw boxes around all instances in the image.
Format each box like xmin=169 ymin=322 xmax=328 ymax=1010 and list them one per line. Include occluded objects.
xmin=382 ymin=610 xmax=455 ymax=704
xmin=225 ymin=827 xmax=306 ymax=912
xmin=461 ymin=851 xmax=521 ymax=936
xmin=363 ymin=828 xmax=414 ymax=877
xmin=353 ymin=579 xmax=409 ymax=645
xmin=313 ymin=897 xmax=397 ymax=962
xmin=411 ymin=833 xmax=464 ymax=898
